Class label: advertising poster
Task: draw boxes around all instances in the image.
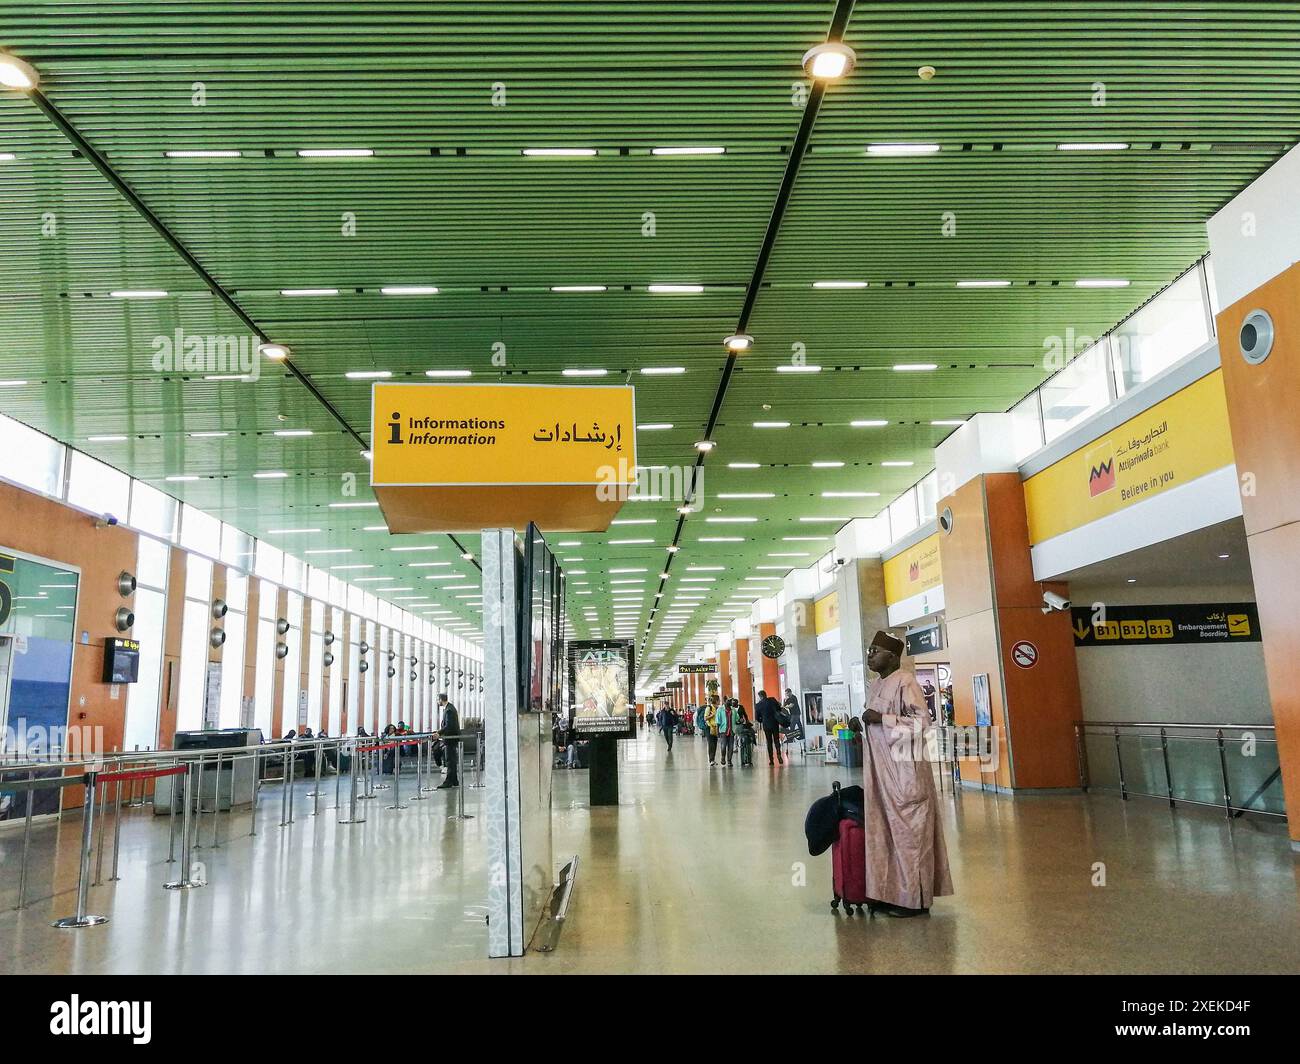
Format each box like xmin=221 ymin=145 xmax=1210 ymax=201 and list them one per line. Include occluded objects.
xmin=802 ymin=690 xmax=826 ymax=753
xmin=821 ymin=682 xmax=850 ymax=764
xmin=569 ymin=642 xmax=633 ymax=735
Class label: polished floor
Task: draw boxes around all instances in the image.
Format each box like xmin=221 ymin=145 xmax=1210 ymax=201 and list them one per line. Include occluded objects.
xmin=2 ymin=728 xmax=1297 ymax=974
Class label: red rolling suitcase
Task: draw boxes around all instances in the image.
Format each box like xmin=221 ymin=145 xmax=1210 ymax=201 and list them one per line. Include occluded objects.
xmin=831 ymin=817 xmax=868 ymax=915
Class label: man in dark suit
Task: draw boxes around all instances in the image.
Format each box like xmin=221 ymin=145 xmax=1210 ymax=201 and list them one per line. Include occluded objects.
xmin=435 ymin=693 xmax=461 ymax=788
xmin=754 ymin=689 xmax=786 ymax=766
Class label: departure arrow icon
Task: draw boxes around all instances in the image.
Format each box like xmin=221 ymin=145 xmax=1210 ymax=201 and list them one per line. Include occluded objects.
xmin=1072 ymin=619 xmax=1090 ymax=640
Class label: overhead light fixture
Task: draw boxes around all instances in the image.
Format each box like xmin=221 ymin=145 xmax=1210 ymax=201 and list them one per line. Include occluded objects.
xmin=258 ymin=343 xmax=291 ymax=361
xmin=812 ymin=460 xmax=845 ymax=468
xmin=718 ymin=492 xmax=774 ymax=499
xmin=562 ymin=368 xmax=608 ymax=377
xmin=932 ymin=419 xmax=966 ymax=426
xmin=328 ymin=501 xmax=379 ymax=508
xmin=254 ymin=471 xmax=289 ymax=479
xmin=776 ymin=365 xmax=820 ymax=373
xmin=273 ymin=429 xmax=314 ymax=437
xmin=665 ymin=545 xmax=680 ymax=553
xmin=86 ymin=434 xmax=127 ymax=442
xmin=866 ymin=142 xmax=940 ymax=156
xmin=812 ymin=280 xmax=868 ymax=289
xmin=522 ymin=147 xmax=597 ymax=157
xmin=648 ymin=284 xmax=704 ymax=294
xmin=426 ymin=369 xmax=472 ymax=378
xmin=267 ymin=527 xmax=321 ymax=534
xmin=881 ymin=460 xmax=914 ymax=467
xmin=724 ymin=333 xmax=754 ymax=352
xmin=109 ymin=289 xmax=168 ymax=299
xmin=822 ymin=491 xmax=878 ymax=498
xmin=0 ymin=54 xmax=38 ymax=90
xmin=637 ymin=423 xmax=673 ymax=431
xmin=753 ymin=421 xmax=790 ymax=429
xmin=381 ymin=285 xmax=440 ymax=295
xmin=640 ymin=366 xmax=686 ymax=375
xmin=728 ymin=462 xmax=761 ymax=469
xmin=551 ymin=285 xmax=607 ymax=293
xmin=1057 ymin=142 xmax=1129 ymax=152
xmin=296 ymin=148 xmax=374 ymax=157
xmin=280 ymin=288 xmax=339 ymax=297
xmin=0 ymin=379 xmax=27 ymax=387
xmin=893 ymin=363 xmax=937 ymax=372
xmin=801 ymin=41 xmax=857 ymax=80
xmin=345 ymin=370 xmax=392 ymax=379
xmin=955 ymin=280 xmax=1011 ymax=288
xmin=694 ymin=440 xmax=716 ymax=452
xmin=1074 ymin=278 xmax=1131 ymax=288
xmin=164 ymin=475 xmax=198 ymax=483
xmin=651 ymin=146 xmax=725 ymax=156
xmin=188 ymin=431 xmax=228 ymax=438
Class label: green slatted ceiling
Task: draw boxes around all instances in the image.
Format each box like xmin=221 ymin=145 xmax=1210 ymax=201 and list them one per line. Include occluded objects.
xmin=1 ymin=2 xmax=1298 ymax=678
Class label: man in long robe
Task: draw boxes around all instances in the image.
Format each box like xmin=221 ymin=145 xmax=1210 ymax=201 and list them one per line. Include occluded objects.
xmin=861 ymin=630 xmax=954 ymax=916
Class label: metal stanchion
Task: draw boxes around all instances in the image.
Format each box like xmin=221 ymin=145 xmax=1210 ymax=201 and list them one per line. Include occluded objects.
xmin=249 ymin=749 xmax=262 ymax=837
xmin=311 ymin=740 xmax=323 ymax=816
xmin=410 ymin=739 xmax=427 ymax=801
xmin=211 ymin=753 xmax=223 ymax=848
xmin=92 ymin=768 xmax=110 ymax=884
xmin=358 ymin=745 xmax=376 ymax=800
xmin=15 ymin=769 xmax=35 ymax=910
xmin=108 ymin=774 xmax=124 ymax=881
xmin=166 ymin=758 xmax=179 ymax=863
xmin=53 ymin=771 xmax=110 ymax=926
xmin=469 ymin=732 xmax=484 ymax=789
xmin=390 ymin=742 xmax=406 ymax=811
xmin=339 ymin=741 xmax=366 ymax=825
xmin=448 ymin=739 xmax=473 ymax=821
xmin=333 ymin=741 xmax=343 ymax=809
xmin=279 ymin=745 xmax=294 ymax=826
xmin=164 ymin=763 xmax=201 ymax=890
xmin=193 ymin=753 xmax=207 ymax=850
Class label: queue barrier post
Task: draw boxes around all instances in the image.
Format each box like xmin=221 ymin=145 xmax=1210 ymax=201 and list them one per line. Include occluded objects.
xmin=339 ymin=740 xmax=365 ymax=825
xmin=15 ymin=768 xmax=36 ymax=910
xmin=164 ymin=762 xmax=202 ymax=890
xmin=410 ymin=739 xmax=427 ymax=801
xmin=52 ymin=770 xmax=110 ymax=928
xmin=449 ymin=738 xmax=473 ymax=822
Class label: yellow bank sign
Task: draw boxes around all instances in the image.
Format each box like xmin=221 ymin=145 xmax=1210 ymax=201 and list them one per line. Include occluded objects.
xmin=370 ymin=383 xmax=637 ymax=532
xmin=883 ymin=531 xmax=943 ymax=606
xmin=1023 ymin=370 xmax=1235 ymax=544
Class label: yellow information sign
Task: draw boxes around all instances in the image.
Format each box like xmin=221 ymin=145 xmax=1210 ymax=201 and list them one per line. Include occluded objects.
xmin=370 ymin=383 xmax=637 ymax=532
xmin=883 ymin=531 xmax=943 ymax=605
xmin=1023 ymin=370 xmax=1235 ymax=545
xmin=813 ymin=592 xmax=840 ymax=635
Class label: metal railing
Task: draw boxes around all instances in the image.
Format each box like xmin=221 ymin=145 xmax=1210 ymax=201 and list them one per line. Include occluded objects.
xmin=0 ymin=729 xmax=483 ymax=926
xmin=1074 ymin=721 xmax=1284 ymax=820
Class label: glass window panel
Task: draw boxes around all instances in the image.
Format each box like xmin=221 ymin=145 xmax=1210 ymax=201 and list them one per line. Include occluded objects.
xmin=221 ymin=523 xmax=254 ymax=570
xmin=1203 ymin=257 xmax=1221 ymax=319
xmin=283 ymin=555 xmax=304 ymax=594
xmin=137 ymin=536 xmax=170 ymax=590
xmin=255 ymin=541 xmax=283 ymax=584
xmin=1009 ymin=393 xmax=1045 ymax=462
xmin=219 ymin=610 xmax=246 ymax=728
xmin=185 ymin=553 xmax=212 ymax=601
xmin=225 ymin=571 xmax=248 ymax=613
xmin=258 ymin=577 xmax=278 ymax=620
xmin=123 ymin=583 xmax=166 ymax=751
xmin=128 ymin=482 xmax=178 ymax=541
xmin=280 ymin=592 xmax=303 ymax=735
xmin=179 ymin=503 xmax=222 ymax=559
xmin=0 ymin=415 xmax=64 ymax=497
xmin=67 ymin=451 xmax=130 ymax=520
xmin=888 ymin=489 xmax=919 ymax=541
xmin=308 ymin=565 xmax=329 ymax=602
xmin=176 ymin=598 xmax=211 ymax=733
xmin=916 ymin=471 xmax=939 ymax=523
xmin=1111 ymin=269 xmax=1210 ymax=396
xmin=1041 ymin=342 xmax=1112 ymax=443
xmin=254 ymin=617 xmax=276 ymax=738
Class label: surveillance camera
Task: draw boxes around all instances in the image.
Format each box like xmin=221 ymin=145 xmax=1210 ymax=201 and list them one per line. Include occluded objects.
xmin=94 ymin=513 xmax=119 ymax=529
xmin=1042 ymin=590 xmax=1071 ymax=612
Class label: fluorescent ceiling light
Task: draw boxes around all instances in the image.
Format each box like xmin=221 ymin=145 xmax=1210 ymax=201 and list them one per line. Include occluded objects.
xmin=426 ymin=369 xmax=472 ymax=377
xmin=648 ymin=284 xmax=704 ymax=294
xmin=109 ymin=289 xmax=167 ymax=299
xmin=1057 ymin=142 xmax=1129 ymax=151
xmin=783 ymin=536 xmax=828 ymax=541
xmin=705 ymin=516 xmax=756 ymax=523
xmin=330 ymin=564 xmax=374 ymax=571
xmin=637 ymin=423 xmax=673 ymax=431
xmin=562 ymin=368 xmax=608 ymax=377
xmin=931 ymin=419 xmax=966 ymax=426
xmin=867 ymin=142 xmax=940 ymax=156
xmin=1074 ymin=278 xmax=1131 ymax=288
xmin=611 ymin=518 xmax=655 ymax=525
xmin=608 ymin=538 xmax=653 ymax=545
xmin=273 ymin=429 xmax=314 ymax=437
xmin=812 ymin=460 xmax=845 ymax=467
xmin=0 ymin=379 xmax=27 ymax=386
xmin=955 ymin=280 xmax=1010 ymax=288
xmin=165 ymin=474 xmax=200 ymax=482
xmin=881 ymin=460 xmax=914 ymax=467
xmin=280 ymin=288 xmax=339 ymax=296
xmin=812 ymin=280 xmax=867 ymax=289
xmin=297 ymin=148 xmax=374 ymax=157
xmin=893 ymin=363 xmax=937 ymax=371
xmin=728 ymin=462 xmax=761 ymax=469
xmin=641 ymin=367 xmax=685 ymax=376
xmin=551 ymin=285 xmax=607 ymax=292
xmin=328 ymin=501 xmax=379 ymax=509
xmin=651 ymin=146 xmax=725 ymax=156
xmin=697 ymin=536 xmax=743 ymax=543
xmin=798 ymin=517 xmax=846 ymax=523
xmin=717 ymin=492 xmax=774 ymax=499
xmin=87 ymin=434 xmax=127 ymax=442
xmin=381 ymin=285 xmax=439 ymax=295
xmin=390 ymin=544 xmax=438 ymax=552
xmin=0 ymin=54 xmax=40 ymax=90
xmin=345 ymin=370 xmax=392 ymax=379
xmin=776 ymin=365 xmax=820 ymax=373
xmin=522 ymin=147 xmax=597 ymax=157
xmin=254 ymin=471 xmax=288 ymax=479
xmin=753 ymin=421 xmax=790 ymax=428
xmin=304 ymin=548 xmax=352 ymax=556
xmin=822 ymin=491 xmax=878 ymax=498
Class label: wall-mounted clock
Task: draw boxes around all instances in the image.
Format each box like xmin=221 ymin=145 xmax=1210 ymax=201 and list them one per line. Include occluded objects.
xmin=761 ymin=634 xmax=786 ymax=659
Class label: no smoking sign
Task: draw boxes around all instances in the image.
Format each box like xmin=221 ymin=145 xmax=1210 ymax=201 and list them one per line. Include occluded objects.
xmin=1011 ymin=640 xmax=1039 ymax=669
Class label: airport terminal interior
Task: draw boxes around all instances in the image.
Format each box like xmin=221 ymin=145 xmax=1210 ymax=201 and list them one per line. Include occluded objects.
xmin=2 ymin=3 xmax=1300 ymax=977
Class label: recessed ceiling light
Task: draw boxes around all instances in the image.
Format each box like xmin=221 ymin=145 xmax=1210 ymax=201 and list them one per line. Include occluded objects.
xmin=724 ymin=333 xmax=754 ymax=352
xmin=1218 ymin=554 xmax=1230 ymax=559
xmin=380 ymin=285 xmax=440 ymax=295
xmin=812 ymin=460 xmax=845 ymax=468
xmin=609 ymin=538 xmax=654 ymax=545
xmin=812 ymin=280 xmax=868 ymax=289
xmin=87 ymin=434 xmax=127 ymax=442
xmin=866 ymin=142 xmax=940 ymax=156
xmin=304 ymin=548 xmax=352 ymax=556
xmin=776 ymin=365 xmax=820 ymax=373
xmin=637 ymin=423 xmax=673 ymax=431
xmin=273 ymin=429 xmax=313 ymax=437
xmin=801 ymin=41 xmax=857 ymax=80
xmin=254 ymin=471 xmax=289 ymax=479
xmin=1126 ymin=578 xmax=1137 ymax=583
xmin=727 ymin=462 xmax=761 ymax=470
xmin=329 ymin=501 xmax=379 ymax=508
xmin=893 ymin=363 xmax=937 ymax=372
xmin=694 ymin=440 xmax=716 ymax=451
xmin=297 ymin=148 xmax=374 ymax=157
xmin=649 ymin=284 xmax=704 ymax=294
xmin=665 ymin=545 xmax=680 ymax=553
xmin=822 ymin=491 xmax=878 ymax=498
xmin=522 ymin=147 xmax=597 ymax=157
xmin=557 ymin=541 xmax=582 ymax=547
xmin=562 ymin=368 xmax=608 ymax=377
xmin=753 ymin=421 xmax=790 ymax=428
xmin=280 ymin=288 xmax=339 ymax=297
xmin=165 ymin=474 xmax=200 ymax=482
xmin=345 ymin=370 xmax=392 ymax=379
xmin=109 ymin=289 xmax=168 ymax=299
xmin=426 ymin=369 xmax=472 ymax=378
xmin=331 ymin=564 xmax=375 ymax=571
xmin=955 ymin=280 xmax=1010 ymax=289
xmin=390 ymin=545 xmax=439 ymax=552
xmin=1057 ymin=142 xmax=1129 ymax=152
xmin=640 ymin=366 xmax=686 ymax=375
xmin=0 ymin=379 xmax=27 ymax=386
xmin=267 ymin=527 xmax=321 ymax=534
xmin=717 ymin=492 xmax=774 ymax=499
xmin=551 ymin=285 xmax=608 ymax=292
xmin=931 ymin=419 xmax=966 ymax=426
xmin=881 ymin=460 xmax=914 ymax=468
xmin=0 ymin=53 xmax=40 ymax=90
xmin=259 ymin=343 xmax=291 ymax=361
xmin=851 ymin=419 xmax=889 ymax=427
xmin=651 ymin=146 xmax=726 ymax=156
xmin=706 ymin=516 xmax=757 ymax=523
xmin=1074 ymin=279 xmax=1131 ymax=288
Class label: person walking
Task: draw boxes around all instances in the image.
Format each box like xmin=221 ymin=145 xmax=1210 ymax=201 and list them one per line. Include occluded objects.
xmin=702 ymin=700 xmax=718 ymax=766
xmin=656 ymin=703 xmax=677 ymax=752
xmin=736 ymin=702 xmax=756 ymax=767
xmin=755 ymin=689 xmax=786 ymax=765
xmin=716 ymin=699 xmax=735 ymax=767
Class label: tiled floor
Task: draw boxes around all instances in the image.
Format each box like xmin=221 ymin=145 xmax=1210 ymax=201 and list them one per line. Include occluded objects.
xmin=2 ymin=728 xmax=1297 ymax=974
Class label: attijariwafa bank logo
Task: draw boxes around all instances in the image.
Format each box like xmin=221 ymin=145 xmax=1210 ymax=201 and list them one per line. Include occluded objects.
xmin=1086 ymin=441 xmax=1116 ymax=498
xmin=595 ymin=458 xmax=703 ymax=511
